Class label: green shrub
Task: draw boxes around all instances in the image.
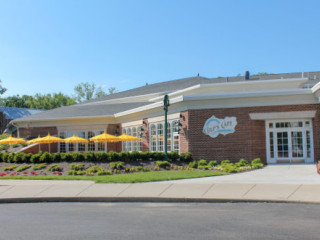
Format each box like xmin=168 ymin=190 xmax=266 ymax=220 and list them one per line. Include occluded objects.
xmin=155 ymin=160 xmax=170 ymax=169
xmin=84 ymin=152 xmax=96 ymax=162
xmin=108 ymin=151 xmax=120 ymax=161
xmin=68 ymin=170 xmax=85 ymax=175
xmin=153 ymin=152 xmax=165 ymax=160
xmin=2 ymin=165 xmax=17 ymax=171
xmin=61 ymin=152 xmax=73 ymax=162
xmin=7 ymin=153 xmax=15 ymax=163
xmin=0 ymin=144 xmax=9 ymax=151
xmin=22 ymin=153 xmax=33 ymax=163
xmin=198 ymin=159 xmax=207 ymax=166
xmin=47 ymin=164 xmax=62 ymax=172
xmin=32 ymin=163 xmax=47 ymax=170
xmin=180 ymin=152 xmax=192 ymax=162
xmin=188 ymin=161 xmax=198 ymax=168
xmin=30 ymin=153 xmax=42 ymax=163
xmin=95 ymin=152 xmax=108 ymax=162
xmin=251 ymin=158 xmax=263 ymax=168
xmin=97 ymin=170 xmax=112 ymax=176
xmin=20 ymin=142 xmax=27 ymax=147
xmin=236 ymin=159 xmax=249 ymax=167
xmin=70 ymin=163 xmax=85 ymax=171
xmin=86 ymin=165 xmax=104 ymax=175
xmin=135 ymin=166 xmax=151 ymax=172
xmin=14 ymin=152 xmax=25 ymax=163
xmin=52 ymin=153 xmax=62 ymax=162
xmin=2 ymin=153 xmax=9 ymax=162
xmin=16 ymin=165 xmax=31 ymax=172
xmin=12 ymin=144 xmax=20 ymax=148
xmin=109 ymin=161 xmax=124 ymax=170
xmin=72 ymin=152 xmax=85 ymax=162
xmin=220 ymin=160 xmax=230 ymax=165
xmin=168 ymin=151 xmax=179 ymax=161
xmin=40 ymin=152 xmax=53 ymax=163
xmin=198 ymin=165 xmax=209 ymax=170
xmin=140 ymin=151 xmax=151 ymax=161
xmin=219 ymin=163 xmax=239 ymax=173
xmin=129 ymin=151 xmax=141 ymax=161
xmin=208 ymin=160 xmax=217 ymax=167
xmin=119 ymin=151 xmax=130 ymax=161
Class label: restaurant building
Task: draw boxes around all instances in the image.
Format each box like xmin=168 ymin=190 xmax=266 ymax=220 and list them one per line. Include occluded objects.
xmin=11 ymin=71 xmax=320 ymax=164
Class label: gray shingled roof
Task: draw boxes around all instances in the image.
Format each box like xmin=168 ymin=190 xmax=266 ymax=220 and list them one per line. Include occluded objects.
xmin=13 ymin=102 xmax=150 ymax=122
xmin=13 ymin=71 xmax=320 ymax=123
xmin=0 ymin=107 xmax=45 ymax=120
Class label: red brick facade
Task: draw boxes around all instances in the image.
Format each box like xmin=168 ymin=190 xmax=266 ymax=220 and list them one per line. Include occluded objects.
xmin=106 ymin=124 xmax=121 ymax=152
xmin=142 ymin=118 xmax=149 ymax=152
xmin=183 ymin=104 xmax=320 ymax=163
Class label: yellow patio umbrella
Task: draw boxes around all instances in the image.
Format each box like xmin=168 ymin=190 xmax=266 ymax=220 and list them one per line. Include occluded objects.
xmin=64 ymin=134 xmax=88 ymax=143
xmin=27 ymin=135 xmax=42 ymax=151
xmin=0 ymin=135 xmax=26 ymax=145
xmin=89 ymin=131 xmax=119 ymax=143
xmin=36 ymin=133 xmax=65 ymax=153
xmin=117 ymin=133 xmax=140 ymax=141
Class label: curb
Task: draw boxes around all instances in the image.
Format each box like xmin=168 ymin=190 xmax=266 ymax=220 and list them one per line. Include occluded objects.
xmin=0 ymin=197 xmax=319 ymax=205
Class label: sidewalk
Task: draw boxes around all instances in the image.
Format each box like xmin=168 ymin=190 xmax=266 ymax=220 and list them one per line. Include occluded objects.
xmin=0 ymin=179 xmax=320 ymax=204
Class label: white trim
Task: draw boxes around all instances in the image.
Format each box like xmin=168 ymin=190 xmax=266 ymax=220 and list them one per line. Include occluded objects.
xmin=182 ymin=89 xmax=312 ymax=101
xmin=250 ymin=111 xmax=316 ymax=120
xmin=148 ymin=113 xmax=181 ymax=123
xmin=265 ymin=119 xmax=314 ymax=164
xmin=122 ymin=120 xmax=143 ymax=128
xmin=148 ymin=78 xmax=308 ymax=102
xmin=114 ymin=96 xmax=183 ymax=117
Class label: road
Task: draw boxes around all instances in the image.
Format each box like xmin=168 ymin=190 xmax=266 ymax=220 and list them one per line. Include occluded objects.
xmin=0 ymin=202 xmax=318 ymax=240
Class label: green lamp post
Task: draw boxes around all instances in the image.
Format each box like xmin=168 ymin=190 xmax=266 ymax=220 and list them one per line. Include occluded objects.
xmin=163 ymin=95 xmax=170 ymax=160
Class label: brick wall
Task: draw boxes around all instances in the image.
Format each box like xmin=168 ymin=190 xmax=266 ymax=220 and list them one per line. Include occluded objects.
xmin=106 ymin=124 xmax=121 ymax=152
xmin=18 ymin=126 xmax=58 ymax=153
xmin=142 ymin=118 xmax=149 ymax=152
xmin=185 ymin=104 xmax=320 ymax=164
xmin=0 ymin=112 xmax=11 ymax=134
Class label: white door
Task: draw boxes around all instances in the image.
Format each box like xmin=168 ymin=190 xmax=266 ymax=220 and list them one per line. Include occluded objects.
xmin=266 ymin=120 xmax=314 ymax=164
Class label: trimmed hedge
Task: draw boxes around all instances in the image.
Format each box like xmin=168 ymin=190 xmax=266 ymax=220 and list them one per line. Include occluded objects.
xmin=0 ymin=151 xmax=192 ymax=164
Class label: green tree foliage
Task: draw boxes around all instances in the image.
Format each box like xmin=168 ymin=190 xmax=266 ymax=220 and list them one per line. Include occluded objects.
xmin=0 ymin=80 xmax=7 ymax=95
xmin=0 ymin=93 xmax=76 ymax=110
xmin=74 ymin=82 xmax=117 ymax=102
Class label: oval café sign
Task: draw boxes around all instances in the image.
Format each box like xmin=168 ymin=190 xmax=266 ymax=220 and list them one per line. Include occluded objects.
xmin=203 ymin=115 xmax=237 ymax=138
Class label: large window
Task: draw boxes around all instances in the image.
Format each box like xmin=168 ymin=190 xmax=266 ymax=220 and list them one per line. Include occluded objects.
xmin=59 ymin=132 xmax=66 ymax=153
xmin=149 ymin=120 xmax=180 ymax=153
xmin=88 ymin=131 xmax=96 ymax=152
xmin=122 ymin=126 xmax=143 ymax=152
xmin=78 ymin=131 xmax=86 ymax=152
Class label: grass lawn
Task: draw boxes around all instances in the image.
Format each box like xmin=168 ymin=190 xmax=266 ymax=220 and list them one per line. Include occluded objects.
xmin=0 ymin=170 xmax=226 ymax=183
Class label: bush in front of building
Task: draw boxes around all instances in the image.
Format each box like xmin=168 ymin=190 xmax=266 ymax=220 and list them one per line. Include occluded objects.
xmin=251 ymin=158 xmax=263 ymax=168
xmin=0 ymin=151 xmax=193 ymax=164
xmin=155 ymin=160 xmax=171 ymax=169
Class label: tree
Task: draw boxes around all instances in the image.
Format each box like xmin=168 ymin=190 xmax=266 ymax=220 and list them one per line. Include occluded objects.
xmin=0 ymin=93 xmax=76 ymax=110
xmin=74 ymin=82 xmax=117 ymax=102
xmin=0 ymin=80 xmax=7 ymax=95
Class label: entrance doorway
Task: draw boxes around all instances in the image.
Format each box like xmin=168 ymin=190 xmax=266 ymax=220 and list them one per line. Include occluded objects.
xmin=266 ymin=120 xmax=314 ymax=164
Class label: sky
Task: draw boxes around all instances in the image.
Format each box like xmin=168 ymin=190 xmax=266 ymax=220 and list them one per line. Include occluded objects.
xmin=1 ymin=0 xmax=320 ymax=97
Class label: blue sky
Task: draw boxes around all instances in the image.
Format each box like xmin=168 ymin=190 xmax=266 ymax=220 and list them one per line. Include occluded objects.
xmin=1 ymin=0 xmax=320 ymax=97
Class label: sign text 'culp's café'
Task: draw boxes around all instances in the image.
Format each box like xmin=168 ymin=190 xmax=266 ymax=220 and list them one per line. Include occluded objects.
xmin=203 ymin=115 xmax=237 ymax=138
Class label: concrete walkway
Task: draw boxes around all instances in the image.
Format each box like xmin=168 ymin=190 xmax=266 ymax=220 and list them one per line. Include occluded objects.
xmin=166 ymin=164 xmax=320 ymax=184
xmin=0 ymin=165 xmax=319 ymax=203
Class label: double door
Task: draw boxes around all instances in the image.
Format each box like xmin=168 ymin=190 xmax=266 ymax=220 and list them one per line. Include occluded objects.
xmin=266 ymin=120 xmax=313 ymax=164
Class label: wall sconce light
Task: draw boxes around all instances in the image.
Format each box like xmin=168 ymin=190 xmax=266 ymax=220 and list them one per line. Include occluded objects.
xmin=143 ymin=120 xmax=147 ymax=125
xmin=114 ymin=130 xmax=119 ymax=136
xmin=139 ymin=127 xmax=144 ymax=132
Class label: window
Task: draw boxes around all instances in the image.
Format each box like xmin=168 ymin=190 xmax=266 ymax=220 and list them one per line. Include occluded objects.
xmin=97 ymin=130 xmax=105 ymax=152
xmin=137 ymin=126 xmax=143 ymax=152
xmin=78 ymin=131 xmax=86 ymax=152
xmin=88 ymin=131 xmax=96 ymax=151
xmin=127 ymin=128 xmax=132 ymax=152
xmin=149 ymin=120 xmax=180 ymax=153
xmin=157 ymin=123 xmax=164 ymax=152
xmin=132 ymin=127 xmax=137 ymax=151
xmin=59 ymin=132 xmax=66 ymax=153
xmin=269 ymin=132 xmax=274 ymax=158
xmin=150 ymin=124 xmax=157 ymax=152
xmin=68 ymin=131 xmax=76 ymax=152
xmin=122 ymin=129 xmax=127 ymax=152
xmin=167 ymin=122 xmax=171 ymax=152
